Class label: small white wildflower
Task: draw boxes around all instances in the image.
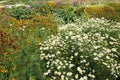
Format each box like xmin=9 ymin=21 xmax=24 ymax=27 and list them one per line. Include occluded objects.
xmin=56 ymin=51 xmax=61 ymax=55
xmin=23 ymin=26 xmax=26 ymax=28
xmin=83 ymin=76 xmax=88 ymax=80
xmin=105 ymin=34 xmax=109 ymax=38
xmin=75 ymin=74 xmax=79 ymax=79
xmin=111 ymin=48 xmax=117 ymax=52
xmin=110 ymin=37 xmax=116 ymax=41
xmin=59 ymin=61 xmax=63 ymax=65
xmin=40 ymin=47 xmax=43 ymax=50
xmin=93 ymin=53 xmax=97 ymax=56
xmin=65 ymin=36 xmax=69 ymax=39
xmin=88 ymin=74 xmax=95 ymax=78
xmin=102 ymin=62 xmax=107 ymax=66
xmin=67 ymin=72 xmax=73 ymax=76
xmin=98 ymin=53 xmax=104 ymax=58
xmin=83 ymin=35 xmax=88 ymax=39
xmin=41 ymin=27 xmax=45 ymax=30
xmin=69 ymin=31 xmax=73 ymax=36
xmin=61 ymin=75 xmax=65 ymax=80
xmin=52 ymin=41 xmax=56 ymax=45
xmin=85 ymin=62 xmax=89 ymax=66
xmin=106 ymin=56 xmax=110 ymax=59
xmin=93 ymin=46 xmax=100 ymax=49
xmin=63 ymin=65 xmax=66 ymax=68
xmin=70 ymin=56 xmax=74 ymax=60
xmin=54 ymin=71 xmax=58 ymax=75
xmin=44 ymin=72 xmax=49 ymax=76
xmin=48 ymin=69 xmax=51 ymax=73
xmin=74 ymin=52 xmax=78 ymax=56
xmin=106 ymin=49 xmax=111 ymax=53
xmin=22 ymin=29 xmax=25 ymax=31
xmin=69 ymin=64 xmax=74 ymax=69
xmin=80 ymin=76 xmax=88 ymax=80
xmin=57 ymin=72 xmax=61 ymax=75
xmin=107 ymin=65 xmax=110 ymax=68
xmin=10 ymin=24 xmax=12 ymax=26
xmin=77 ymin=67 xmax=83 ymax=74
xmin=80 ymin=56 xmax=84 ymax=58
xmin=93 ymin=57 xmax=99 ymax=60
xmin=52 ymin=77 xmax=56 ymax=80
xmin=81 ymin=59 xmax=86 ymax=63
xmin=110 ymin=42 xmax=114 ymax=45
xmin=63 ymin=72 xmax=66 ymax=75
xmin=57 ymin=66 xmax=61 ymax=70
xmin=65 ymin=77 xmax=68 ymax=80
xmin=71 ymin=36 xmax=76 ymax=40
xmin=92 ymin=70 xmax=95 ymax=73
xmin=51 ymin=54 xmax=55 ymax=57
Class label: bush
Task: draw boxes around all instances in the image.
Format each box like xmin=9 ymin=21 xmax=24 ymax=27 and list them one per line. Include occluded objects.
xmin=0 ymin=10 xmax=13 ymax=27
xmin=74 ymin=6 xmax=85 ymax=16
xmin=84 ymin=4 xmax=120 ymax=22
xmin=5 ymin=6 xmax=33 ymax=20
xmin=10 ymin=13 xmax=58 ymax=36
xmin=32 ymin=1 xmax=60 ymax=15
xmin=0 ymin=15 xmax=53 ymax=80
xmin=107 ymin=3 xmax=120 ymax=12
xmin=0 ymin=27 xmax=20 ymax=80
xmin=54 ymin=5 xmax=77 ymax=24
xmin=0 ymin=7 xmax=58 ymax=79
xmin=39 ymin=18 xmax=120 ymax=80
xmin=32 ymin=3 xmax=77 ymax=24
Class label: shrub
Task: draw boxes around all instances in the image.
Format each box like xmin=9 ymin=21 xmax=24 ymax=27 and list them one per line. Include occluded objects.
xmin=9 ymin=13 xmax=58 ymax=36
xmin=54 ymin=5 xmax=77 ymax=24
xmin=74 ymin=6 xmax=85 ymax=16
xmin=5 ymin=6 xmax=33 ymax=20
xmin=0 ymin=10 xmax=13 ymax=27
xmin=84 ymin=4 xmax=120 ymax=22
xmin=32 ymin=1 xmax=60 ymax=15
xmin=0 ymin=28 xmax=20 ymax=80
xmin=107 ymin=3 xmax=120 ymax=12
xmin=39 ymin=18 xmax=120 ymax=80
xmin=0 ymin=7 xmax=58 ymax=80
xmin=32 ymin=3 xmax=77 ymax=24
xmin=0 ymin=22 xmax=48 ymax=80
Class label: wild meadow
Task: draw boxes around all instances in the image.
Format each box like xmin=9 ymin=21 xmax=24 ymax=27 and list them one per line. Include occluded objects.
xmin=0 ymin=0 xmax=120 ymax=80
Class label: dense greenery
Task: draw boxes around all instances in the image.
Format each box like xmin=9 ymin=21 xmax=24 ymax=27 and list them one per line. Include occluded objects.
xmin=0 ymin=1 xmax=120 ymax=80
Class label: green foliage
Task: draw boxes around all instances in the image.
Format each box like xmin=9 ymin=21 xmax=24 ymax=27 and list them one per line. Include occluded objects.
xmin=107 ymin=3 xmax=120 ymax=12
xmin=39 ymin=17 xmax=120 ymax=80
xmin=84 ymin=3 xmax=120 ymax=22
xmin=5 ymin=6 xmax=34 ymax=20
xmin=74 ymin=6 xmax=85 ymax=16
xmin=31 ymin=3 xmax=77 ymax=24
xmin=32 ymin=3 xmax=49 ymax=15
xmin=0 ymin=1 xmax=120 ymax=80
xmin=54 ymin=5 xmax=77 ymax=24
xmin=0 ymin=7 xmax=58 ymax=80
xmin=9 ymin=46 xmax=45 ymax=80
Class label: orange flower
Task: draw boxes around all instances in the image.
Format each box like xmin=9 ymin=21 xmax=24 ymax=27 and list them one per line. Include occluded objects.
xmin=0 ymin=69 xmax=8 ymax=73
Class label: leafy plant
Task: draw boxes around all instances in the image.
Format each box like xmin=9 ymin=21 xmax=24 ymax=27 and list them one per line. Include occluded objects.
xmin=39 ymin=17 xmax=120 ymax=80
xmin=6 ymin=6 xmax=34 ymax=20
xmin=84 ymin=4 xmax=120 ymax=22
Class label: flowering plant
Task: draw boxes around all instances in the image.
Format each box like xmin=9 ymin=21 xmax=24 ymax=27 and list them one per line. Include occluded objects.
xmin=39 ymin=17 xmax=120 ymax=80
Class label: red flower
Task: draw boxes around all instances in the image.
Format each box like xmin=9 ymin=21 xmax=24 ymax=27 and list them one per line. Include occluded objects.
xmin=1 ymin=40 xmax=5 ymax=46
xmin=9 ymin=40 xmax=14 ymax=46
xmin=0 ymin=33 xmax=3 ymax=37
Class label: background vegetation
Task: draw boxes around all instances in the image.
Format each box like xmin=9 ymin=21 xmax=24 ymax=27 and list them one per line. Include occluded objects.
xmin=0 ymin=0 xmax=120 ymax=80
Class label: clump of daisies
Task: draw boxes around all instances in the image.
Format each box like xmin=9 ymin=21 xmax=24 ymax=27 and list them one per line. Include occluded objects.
xmin=39 ymin=17 xmax=120 ymax=80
